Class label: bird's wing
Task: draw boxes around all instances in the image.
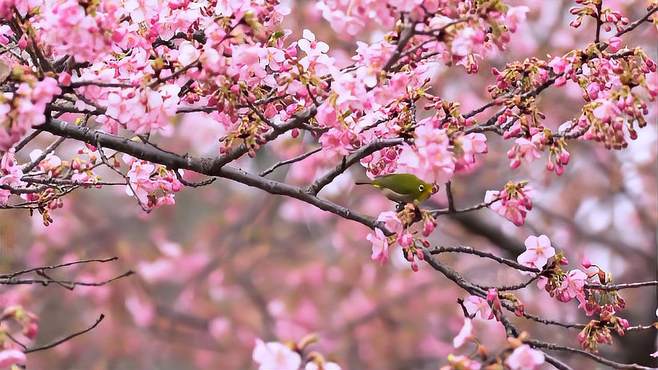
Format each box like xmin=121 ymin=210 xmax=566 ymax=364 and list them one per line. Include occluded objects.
xmin=380 ymin=188 xmax=414 ymax=203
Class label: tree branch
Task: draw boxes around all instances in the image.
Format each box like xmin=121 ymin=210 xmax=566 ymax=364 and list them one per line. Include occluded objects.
xmin=24 ymin=314 xmax=105 ymax=354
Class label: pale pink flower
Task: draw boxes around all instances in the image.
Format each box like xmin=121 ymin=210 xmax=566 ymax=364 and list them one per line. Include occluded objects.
xmin=455 ymin=133 xmax=487 ymax=170
xmin=593 ymin=99 xmax=621 ymax=121
xmin=0 ymin=349 xmax=26 ymax=367
xmin=396 ymin=231 xmax=414 ymax=248
xmin=126 ymin=161 xmax=156 ymax=204
xmin=252 ymin=339 xmax=302 ymax=370
xmin=316 ymin=102 xmax=338 ymax=127
xmin=367 ymin=228 xmax=390 ymax=265
xmin=208 ymin=317 xmax=230 ymax=339
xmin=556 ymin=269 xmax=587 ymax=302
xmin=506 ymin=6 xmax=529 ymax=33
xmin=517 ymin=235 xmax=555 ymax=269
xmin=452 ymin=318 xmax=473 ymax=348
xmin=376 ymin=211 xmax=403 ymax=235
xmin=353 ymin=41 xmax=395 ymax=88
xmin=507 ymin=138 xmax=541 ymax=169
xmin=319 ymin=127 xmax=356 ymax=156
xmin=486 ymin=186 xmax=533 ymax=227
xmin=548 ymin=56 xmax=569 ymax=75
xmin=298 ymin=29 xmax=329 ymax=56
xmin=607 ymin=36 xmax=623 ymax=53
xmin=177 ymin=41 xmax=199 ymax=66
xmin=441 ymin=354 xmax=482 ymax=370
xmin=506 ymin=345 xmax=545 ymax=370
xmin=29 ymin=149 xmax=62 ymax=172
xmin=305 ymin=362 xmax=341 ymax=370
xmin=451 ymin=28 xmax=478 ymax=57
xmin=125 ymin=295 xmax=155 ymax=327
xmin=463 ymin=295 xmax=493 ymax=320
xmin=398 ymin=119 xmax=455 ymax=184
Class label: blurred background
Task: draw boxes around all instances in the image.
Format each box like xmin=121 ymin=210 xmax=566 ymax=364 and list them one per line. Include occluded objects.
xmin=0 ymin=0 xmax=656 ymax=369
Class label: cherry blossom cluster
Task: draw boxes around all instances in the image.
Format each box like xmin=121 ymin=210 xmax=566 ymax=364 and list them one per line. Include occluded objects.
xmin=0 ymin=75 xmax=61 ymax=151
xmin=484 ymin=181 xmax=532 ymax=226
xmin=440 ymin=235 xmax=630 ymax=362
xmin=317 ymin=0 xmax=528 ymax=73
xmin=0 ymin=139 xmax=110 ymax=224
xmin=0 ymin=0 xmax=526 ymax=217
xmin=487 ymin=39 xmax=656 ymax=173
xmin=124 ymin=155 xmax=183 ymax=210
xmin=569 ymin=0 xmax=629 ymax=31
xmin=444 ymin=324 xmax=545 ymax=370
xmin=368 ymin=203 xmax=436 ymax=271
xmin=0 ymin=305 xmax=38 ymax=368
xmin=514 ymin=235 xmax=632 ymax=353
xmin=0 ymin=0 xmax=656 ymax=368
xmin=252 ymin=336 xmax=340 ymax=370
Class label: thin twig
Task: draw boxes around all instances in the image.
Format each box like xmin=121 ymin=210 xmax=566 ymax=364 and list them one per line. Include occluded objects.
xmin=445 ymin=181 xmax=456 ymax=212
xmin=429 ymin=245 xmax=540 ymax=273
xmin=260 ymin=147 xmax=322 ymax=177
xmin=24 ymin=314 xmax=105 ymax=354
xmin=0 ymin=257 xmax=119 ymax=279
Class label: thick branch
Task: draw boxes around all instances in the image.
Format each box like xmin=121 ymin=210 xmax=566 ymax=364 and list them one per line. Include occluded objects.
xmin=37 ymin=119 xmax=379 ymax=230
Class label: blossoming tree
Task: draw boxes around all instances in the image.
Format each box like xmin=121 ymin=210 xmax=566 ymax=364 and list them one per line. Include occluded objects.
xmin=0 ymin=0 xmax=657 ymax=369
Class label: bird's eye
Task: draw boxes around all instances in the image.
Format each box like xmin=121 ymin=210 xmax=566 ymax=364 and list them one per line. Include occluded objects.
xmin=418 ymin=184 xmax=425 ymax=192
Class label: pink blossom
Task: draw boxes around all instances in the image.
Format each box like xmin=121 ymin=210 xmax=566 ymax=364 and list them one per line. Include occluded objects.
xmin=585 ymin=82 xmax=601 ymax=100
xmin=556 ymin=269 xmax=587 ymax=302
xmin=353 ymin=41 xmax=395 ymax=88
xmin=298 ymin=29 xmax=329 ymax=56
xmin=178 ymin=41 xmax=200 ymax=66
xmin=319 ymin=128 xmax=356 ymax=156
xmin=607 ymin=37 xmax=623 ymax=53
xmin=548 ymin=56 xmax=569 ymax=75
xmin=1 ymin=77 xmax=61 ymax=151
xmin=396 ymin=231 xmax=414 ymax=248
xmin=517 ymin=235 xmax=555 ymax=270
xmin=367 ymin=228 xmax=390 ymax=265
xmin=125 ymin=295 xmax=155 ymax=327
xmin=592 ymin=99 xmax=621 ymax=122
xmin=398 ymin=119 xmax=455 ymax=184
xmin=506 ymin=345 xmax=544 ymax=370
xmin=422 ymin=216 xmax=436 ymax=237
xmin=316 ymin=102 xmax=338 ymax=127
xmin=376 ymin=211 xmax=403 ymax=235
xmin=452 ymin=318 xmax=473 ymax=348
xmin=441 ymin=354 xmax=482 ymax=370
xmin=305 ymin=362 xmax=341 ymax=370
xmin=29 ymin=149 xmax=62 ymax=173
xmin=507 ymin=138 xmax=541 ymax=169
xmin=252 ymin=339 xmax=302 ymax=370
xmin=463 ymin=295 xmax=493 ymax=320
xmin=0 ymin=349 xmax=26 ymax=368
xmin=455 ymin=133 xmax=487 ymax=171
xmin=126 ymin=161 xmax=156 ymax=204
xmin=451 ymin=28 xmax=478 ymax=57
xmin=506 ymin=6 xmax=529 ymax=33
xmin=486 ymin=184 xmax=533 ymax=226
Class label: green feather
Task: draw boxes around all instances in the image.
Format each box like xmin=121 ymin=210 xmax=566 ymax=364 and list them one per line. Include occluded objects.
xmin=366 ymin=173 xmax=433 ymax=203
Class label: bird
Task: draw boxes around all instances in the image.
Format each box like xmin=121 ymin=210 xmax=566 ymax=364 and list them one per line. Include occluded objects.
xmin=355 ymin=173 xmax=436 ymax=204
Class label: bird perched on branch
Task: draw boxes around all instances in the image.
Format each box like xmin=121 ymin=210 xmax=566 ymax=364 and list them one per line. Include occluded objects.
xmin=355 ymin=173 xmax=437 ymax=204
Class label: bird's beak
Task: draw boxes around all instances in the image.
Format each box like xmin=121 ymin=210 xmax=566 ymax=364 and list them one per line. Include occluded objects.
xmin=431 ymin=184 xmax=440 ymax=194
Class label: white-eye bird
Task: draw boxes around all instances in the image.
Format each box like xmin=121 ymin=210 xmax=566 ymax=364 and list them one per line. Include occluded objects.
xmin=355 ymin=173 xmax=436 ymax=203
